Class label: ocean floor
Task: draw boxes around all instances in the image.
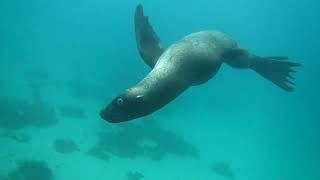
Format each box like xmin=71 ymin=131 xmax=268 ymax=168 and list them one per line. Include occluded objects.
xmin=0 ymin=60 xmax=317 ymax=180
xmin=0 ymin=68 xmax=234 ymax=180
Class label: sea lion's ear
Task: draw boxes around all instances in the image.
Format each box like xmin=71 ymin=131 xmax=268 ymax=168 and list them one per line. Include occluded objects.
xmin=134 ymin=4 xmax=165 ymax=68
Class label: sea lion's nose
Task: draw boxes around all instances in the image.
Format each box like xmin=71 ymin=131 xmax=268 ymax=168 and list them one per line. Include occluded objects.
xmin=100 ymin=107 xmax=121 ymax=123
xmin=100 ymin=109 xmax=109 ymax=121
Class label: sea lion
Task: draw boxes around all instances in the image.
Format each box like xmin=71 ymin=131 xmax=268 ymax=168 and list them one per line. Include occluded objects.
xmin=100 ymin=4 xmax=301 ymax=123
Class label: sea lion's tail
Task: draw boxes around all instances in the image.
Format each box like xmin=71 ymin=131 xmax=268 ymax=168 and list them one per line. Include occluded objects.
xmin=250 ymin=56 xmax=301 ymax=92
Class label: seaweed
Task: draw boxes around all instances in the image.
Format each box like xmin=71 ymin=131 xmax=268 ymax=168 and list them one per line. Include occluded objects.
xmin=89 ymin=117 xmax=198 ymax=161
xmin=5 ymin=160 xmax=53 ymax=180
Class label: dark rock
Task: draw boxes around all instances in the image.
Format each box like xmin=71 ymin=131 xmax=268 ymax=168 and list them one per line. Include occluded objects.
xmin=126 ymin=171 xmax=144 ymax=180
xmin=87 ymin=147 xmax=110 ymax=162
xmin=53 ymin=139 xmax=79 ymax=154
xmin=6 ymin=160 xmax=53 ymax=180
xmin=210 ymin=162 xmax=235 ymax=179
xmin=0 ymin=131 xmax=31 ymax=143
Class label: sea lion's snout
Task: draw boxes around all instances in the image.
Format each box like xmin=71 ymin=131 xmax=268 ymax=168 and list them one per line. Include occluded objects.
xmin=99 ymin=104 xmax=126 ymax=123
xmin=100 ymin=92 xmax=149 ymax=123
xmin=99 ymin=109 xmax=110 ymax=122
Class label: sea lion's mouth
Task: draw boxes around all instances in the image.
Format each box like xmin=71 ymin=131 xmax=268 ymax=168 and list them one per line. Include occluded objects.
xmin=100 ymin=90 xmax=149 ymax=123
xmin=100 ymin=108 xmax=120 ymax=123
xmin=100 ymin=106 xmax=132 ymax=123
xmin=99 ymin=109 xmax=109 ymax=121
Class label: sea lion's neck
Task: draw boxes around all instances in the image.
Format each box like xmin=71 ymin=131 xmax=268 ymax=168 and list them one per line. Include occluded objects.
xmin=134 ymin=67 xmax=189 ymax=113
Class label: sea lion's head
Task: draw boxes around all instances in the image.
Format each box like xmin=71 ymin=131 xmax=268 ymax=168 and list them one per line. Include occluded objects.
xmin=100 ymin=88 xmax=150 ymax=123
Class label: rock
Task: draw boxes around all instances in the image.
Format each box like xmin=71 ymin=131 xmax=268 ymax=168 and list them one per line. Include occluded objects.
xmin=210 ymin=162 xmax=235 ymax=179
xmin=6 ymin=160 xmax=53 ymax=180
xmin=53 ymin=139 xmax=79 ymax=154
xmin=126 ymin=171 xmax=144 ymax=180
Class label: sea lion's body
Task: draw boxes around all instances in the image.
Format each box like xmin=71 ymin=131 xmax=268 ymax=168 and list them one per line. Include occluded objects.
xmin=152 ymin=31 xmax=238 ymax=86
xmin=100 ymin=4 xmax=300 ymax=123
xmin=132 ymin=31 xmax=237 ymax=113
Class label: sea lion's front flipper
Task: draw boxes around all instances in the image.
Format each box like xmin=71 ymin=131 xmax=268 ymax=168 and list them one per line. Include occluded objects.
xmin=135 ymin=4 xmax=164 ymax=68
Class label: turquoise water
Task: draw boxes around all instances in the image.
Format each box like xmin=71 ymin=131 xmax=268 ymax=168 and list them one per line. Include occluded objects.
xmin=0 ymin=0 xmax=319 ymax=180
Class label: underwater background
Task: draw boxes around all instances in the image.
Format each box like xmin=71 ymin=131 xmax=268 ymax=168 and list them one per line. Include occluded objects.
xmin=0 ymin=0 xmax=319 ymax=180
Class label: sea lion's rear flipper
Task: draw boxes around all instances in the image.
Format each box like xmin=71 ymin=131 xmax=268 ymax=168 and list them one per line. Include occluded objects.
xmin=251 ymin=56 xmax=301 ymax=92
xmin=223 ymin=48 xmax=301 ymax=92
xmin=135 ymin=4 xmax=164 ymax=68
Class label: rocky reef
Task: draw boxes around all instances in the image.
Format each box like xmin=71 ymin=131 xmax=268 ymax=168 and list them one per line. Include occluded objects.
xmin=0 ymin=81 xmax=58 ymax=129
xmin=126 ymin=171 xmax=144 ymax=180
xmin=53 ymin=138 xmax=79 ymax=154
xmin=4 ymin=160 xmax=53 ymax=180
xmin=0 ymin=98 xmax=57 ymax=129
xmin=210 ymin=162 xmax=235 ymax=179
xmin=88 ymin=117 xmax=198 ymax=161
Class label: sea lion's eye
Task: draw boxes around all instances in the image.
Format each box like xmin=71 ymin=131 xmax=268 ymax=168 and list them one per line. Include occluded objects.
xmin=116 ymin=98 xmax=124 ymax=106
